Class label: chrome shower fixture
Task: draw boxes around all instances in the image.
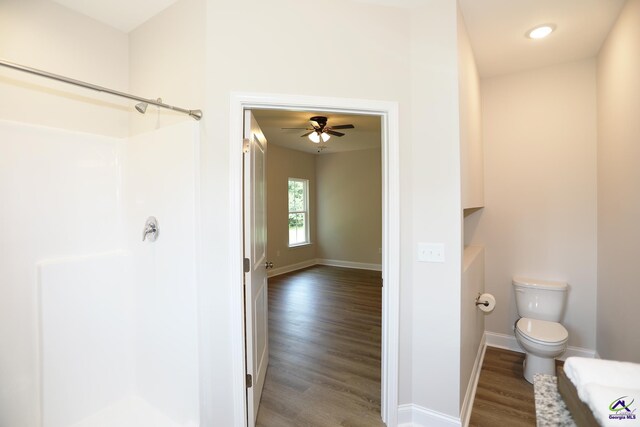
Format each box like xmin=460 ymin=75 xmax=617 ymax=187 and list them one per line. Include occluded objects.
xmin=135 ymin=98 xmax=162 ymax=115
xmin=135 ymin=102 xmax=147 ymax=114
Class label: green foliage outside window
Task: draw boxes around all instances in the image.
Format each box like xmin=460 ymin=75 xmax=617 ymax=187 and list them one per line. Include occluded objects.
xmin=288 ymin=178 xmax=308 ymax=245
xmin=288 ymin=180 xmax=305 ymax=228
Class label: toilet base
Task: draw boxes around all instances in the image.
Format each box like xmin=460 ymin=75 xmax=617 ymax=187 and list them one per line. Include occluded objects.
xmin=523 ymin=353 xmax=557 ymax=383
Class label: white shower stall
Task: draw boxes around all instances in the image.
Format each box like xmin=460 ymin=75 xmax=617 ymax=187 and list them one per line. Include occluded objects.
xmin=0 ymin=119 xmax=201 ymax=427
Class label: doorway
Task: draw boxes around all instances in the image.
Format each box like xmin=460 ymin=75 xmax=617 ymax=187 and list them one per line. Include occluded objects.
xmin=253 ymin=108 xmax=383 ymax=424
xmin=229 ymin=93 xmax=400 ymax=427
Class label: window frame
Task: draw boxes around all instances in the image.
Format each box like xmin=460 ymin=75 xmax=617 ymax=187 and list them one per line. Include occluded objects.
xmin=287 ymin=177 xmax=310 ymax=247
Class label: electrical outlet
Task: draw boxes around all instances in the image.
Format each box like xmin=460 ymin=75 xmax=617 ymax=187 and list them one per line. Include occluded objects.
xmin=418 ymin=243 xmax=445 ymax=263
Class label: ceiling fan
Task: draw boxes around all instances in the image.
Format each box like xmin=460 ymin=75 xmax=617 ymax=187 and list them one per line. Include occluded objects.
xmin=283 ymin=116 xmax=355 ymax=143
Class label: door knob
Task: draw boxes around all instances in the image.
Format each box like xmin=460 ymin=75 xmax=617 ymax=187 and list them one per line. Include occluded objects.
xmin=265 ymin=261 xmax=273 ymax=269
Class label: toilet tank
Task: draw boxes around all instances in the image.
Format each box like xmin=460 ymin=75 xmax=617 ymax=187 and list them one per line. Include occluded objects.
xmin=512 ymin=276 xmax=568 ymax=321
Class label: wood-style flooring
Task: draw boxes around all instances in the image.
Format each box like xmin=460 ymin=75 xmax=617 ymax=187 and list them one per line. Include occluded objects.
xmin=256 ymin=265 xmax=384 ymax=427
xmin=470 ymin=347 xmax=563 ymax=426
xmin=469 ymin=347 xmax=536 ymax=426
xmin=256 ymin=266 xmax=551 ymax=427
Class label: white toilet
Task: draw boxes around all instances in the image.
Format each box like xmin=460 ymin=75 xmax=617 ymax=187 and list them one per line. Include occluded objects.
xmin=513 ymin=276 xmax=569 ymax=383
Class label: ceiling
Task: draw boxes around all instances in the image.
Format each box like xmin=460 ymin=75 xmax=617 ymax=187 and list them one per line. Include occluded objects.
xmin=458 ymin=0 xmax=626 ymax=77
xmin=52 ymin=0 xmax=179 ymax=33
xmin=48 ymin=1 xmax=625 ymax=154
xmin=251 ymin=110 xmax=381 ymax=155
xmin=50 ymin=0 xmax=626 ymax=77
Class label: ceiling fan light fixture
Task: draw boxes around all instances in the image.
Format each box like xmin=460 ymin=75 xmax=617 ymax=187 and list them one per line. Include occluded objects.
xmin=321 ymin=133 xmax=330 ymax=142
xmin=526 ymin=24 xmax=556 ymax=39
xmin=309 ymin=132 xmax=321 ymax=143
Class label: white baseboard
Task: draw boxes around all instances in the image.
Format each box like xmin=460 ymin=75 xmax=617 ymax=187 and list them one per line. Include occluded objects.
xmin=316 ymin=258 xmax=382 ymax=271
xmin=460 ymin=334 xmax=486 ymax=427
xmin=398 ymin=404 xmax=461 ymax=427
xmin=267 ymin=259 xmax=316 ymax=277
xmin=484 ymin=331 xmax=596 ymax=360
xmin=268 ymin=258 xmax=382 ymax=277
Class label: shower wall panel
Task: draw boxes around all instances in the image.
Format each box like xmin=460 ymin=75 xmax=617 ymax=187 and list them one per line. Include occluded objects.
xmin=124 ymin=121 xmax=200 ymax=426
xmin=39 ymin=252 xmax=134 ymax=427
xmin=0 ymin=120 xmax=122 ymax=427
xmin=0 ymin=119 xmax=200 ymax=426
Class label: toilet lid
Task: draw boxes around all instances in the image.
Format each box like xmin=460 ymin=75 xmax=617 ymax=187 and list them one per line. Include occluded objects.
xmin=516 ymin=318 xmax=568 ymax=344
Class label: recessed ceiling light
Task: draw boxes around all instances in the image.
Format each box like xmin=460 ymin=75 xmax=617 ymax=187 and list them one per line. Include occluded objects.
xmin=526 ymin=24 xmax=556 ymax=39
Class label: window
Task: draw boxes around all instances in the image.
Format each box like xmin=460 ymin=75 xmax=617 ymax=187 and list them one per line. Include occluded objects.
xmin=288 ymin=178 xmax=309 ymax=246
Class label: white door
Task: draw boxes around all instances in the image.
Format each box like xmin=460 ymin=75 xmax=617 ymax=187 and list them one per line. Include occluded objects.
xmin=243 ymin=110 xmax=269 ymax=425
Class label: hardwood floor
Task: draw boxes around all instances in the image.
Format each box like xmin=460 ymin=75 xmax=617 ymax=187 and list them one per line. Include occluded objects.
xmin=470 ymin=347 xmax=563 ymax=427
xmin=469 ymin=347 xmax=536 ymax=427
xmin=256 ymin=266 xmax=552 ymax=427
xmin=256 ymin=265 xmax=384 ymax=427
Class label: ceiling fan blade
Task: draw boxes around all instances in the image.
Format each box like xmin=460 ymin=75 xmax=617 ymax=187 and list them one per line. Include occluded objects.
xmin=330 ymin=124 xmax=355 ymax=129
xmin=301 ymin=131 xmax=314 ymax=137
xmin=326 ymin=130 xmax=345 ymax=137
xmin=281 ymin=127 xmax=311 ymax=130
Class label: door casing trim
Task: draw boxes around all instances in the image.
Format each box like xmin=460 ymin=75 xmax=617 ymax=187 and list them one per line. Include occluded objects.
xmin=229 ymin=92 xmax=400 ymax=427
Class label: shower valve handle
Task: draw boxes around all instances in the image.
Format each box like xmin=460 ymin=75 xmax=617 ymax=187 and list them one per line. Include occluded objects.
xmin=142 ymin=216 xmax=159 ymax=242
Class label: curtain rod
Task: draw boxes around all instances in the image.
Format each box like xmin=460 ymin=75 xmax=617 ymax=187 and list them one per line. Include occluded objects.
xmin=0 ymin=58 xmax=202 ymax=120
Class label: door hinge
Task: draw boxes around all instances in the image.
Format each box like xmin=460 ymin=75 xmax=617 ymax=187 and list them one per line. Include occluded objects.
xmin=243 ymin=258 xmax=250 ymax=273
xmin=246 ymin=374 xmax=253 ymax=388
xmin=243 ymin=138 xmax=250 ymax=153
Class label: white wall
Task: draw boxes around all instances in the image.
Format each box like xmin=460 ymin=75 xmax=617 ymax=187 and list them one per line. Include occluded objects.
xmin=203 ymin=1 xmax=411 ymax=424
xmin=203 ymin=0 xmax=465 ymax=422
xmin=596 ymin=0 xmax=640 ymax=363
xmin=408 ymin=0 xmax=463 ymax=418
xmin=316 ymin=148 xmax=382 ymax=266
xmin=0 ymin=0 xmax=129 ymax=137
xmin=471 ymin=59 xmax=598 ymax=350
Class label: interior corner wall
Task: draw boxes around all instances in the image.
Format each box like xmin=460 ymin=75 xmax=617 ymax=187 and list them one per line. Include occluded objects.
xmin=0 ymin=0 xmax=129 ymax=137
xmin=316 ymin=148 xmax=382 ymax=266
xmin=128 ymin=0 xmax=206 ymax=136
xmin=457 ymin=5 xmax=485 ymax=412
xmin=458 ymin=6 xmax=483 ymax=212
xmin=127 ymin=0 xmax=214 ymax=423
xmin=409 ymin=0 xmax=463 ymax=418
xmin=472 ymin=59 xmax=598 ymax=351
xmin=266 ymin=144 xmax=317 ymax=269
xmin=596 ymin=0 xmax=640 ymax=363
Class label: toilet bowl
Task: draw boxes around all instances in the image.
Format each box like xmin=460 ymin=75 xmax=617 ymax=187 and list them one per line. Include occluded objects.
xmin=515 ymin=317 xmax=568 ymax=383
xmin=512 ymin=276 xmax=569 ymax=383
